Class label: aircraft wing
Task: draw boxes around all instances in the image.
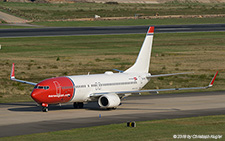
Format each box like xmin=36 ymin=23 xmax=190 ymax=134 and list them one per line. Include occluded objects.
xmin=10 ymin=63 xmax=37 ymax=86
xmin=149 ymin=72 xmax=193 ymax=78
xmin=90 ymin=71 xmax=218 ymax=97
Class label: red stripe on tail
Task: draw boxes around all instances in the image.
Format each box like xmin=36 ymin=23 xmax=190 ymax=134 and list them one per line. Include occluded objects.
xmin=148 ymin=26 xmax=154 ymax=34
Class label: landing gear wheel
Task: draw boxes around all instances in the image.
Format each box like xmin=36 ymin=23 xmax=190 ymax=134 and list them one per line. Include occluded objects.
xmin=42 ymin=107 xmax=48 ymax=112
xmin=106 ymin=107 xmax=117 ymax=110
xmin=78 ymin=102 xmax=84 ymax=108
xmin=73 ymin=102 xmax=84 ymax=109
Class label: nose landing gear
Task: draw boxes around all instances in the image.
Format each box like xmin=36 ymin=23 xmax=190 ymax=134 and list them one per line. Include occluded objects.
xmin=42 ymin=107 xmax=48 ymax=112
xmin=42 ymin=103 xmax=48 ymax=112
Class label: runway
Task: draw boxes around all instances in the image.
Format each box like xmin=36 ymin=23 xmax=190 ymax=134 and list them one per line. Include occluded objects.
xmin=0 ymin=24 xmax=225 ymax=38
xmin=0 ymin=91 xmax=225 ymax=137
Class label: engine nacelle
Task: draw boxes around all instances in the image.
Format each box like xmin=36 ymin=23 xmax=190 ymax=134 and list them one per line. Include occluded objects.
xmin=98 ymin=94 xmax=121 ymax=108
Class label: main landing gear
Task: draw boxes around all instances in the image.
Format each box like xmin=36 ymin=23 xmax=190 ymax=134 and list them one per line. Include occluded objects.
xmin=106 ymin=107 xmax=117 ymax=110
xmin=73 ymin=102 xmax=84 ymax=109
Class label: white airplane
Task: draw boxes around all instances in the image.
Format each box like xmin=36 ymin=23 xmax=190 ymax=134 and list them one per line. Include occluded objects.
xmin=10 ymin=26 xmax=218 ymax=112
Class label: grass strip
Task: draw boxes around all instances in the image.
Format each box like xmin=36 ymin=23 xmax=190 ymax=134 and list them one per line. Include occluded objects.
xmin=0 ymin=2 xmax=224 ymax=21
xmin=1 ymin=115 xmax=225 ymax=141
xmin=32 ymin=17 xmax=225 ymax=27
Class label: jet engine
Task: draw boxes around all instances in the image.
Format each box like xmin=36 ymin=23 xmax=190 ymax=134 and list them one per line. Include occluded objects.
xmin=98 ymin=94 xmax=121 ymax=108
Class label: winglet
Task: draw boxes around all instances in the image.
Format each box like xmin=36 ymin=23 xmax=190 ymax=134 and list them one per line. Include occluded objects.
xmin=10 ymin=63 xmax=15 ymax=79
xmin=147 ymin=26 xmax=154 ymax=34
xmin=208 ymin=71 xmax=218 ymax=87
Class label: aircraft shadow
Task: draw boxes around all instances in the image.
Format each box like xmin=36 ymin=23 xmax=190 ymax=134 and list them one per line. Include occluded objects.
xmin=83 ymin=102 xmax=104 ymax=111
xmin=8 ymin=106 xmax=41 ymax=112
xmin=0 ymin=102 xmax=36 ymax=107
xmin=7 ymin=102 xmax=180 ymax=112
xmin=7 ymin=102 xmax=101 ymax=112
xmin=123 ymin=102 xmax=154 ymax=105
xmin=117 ymin=108 xmax=180 ymax=111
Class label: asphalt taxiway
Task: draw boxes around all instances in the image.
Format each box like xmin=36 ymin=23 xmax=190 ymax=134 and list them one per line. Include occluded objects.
xmin=0 ymin=91 xmax=225 ymax=137
xmin=0 ymin=24 xmax=225 ymax=38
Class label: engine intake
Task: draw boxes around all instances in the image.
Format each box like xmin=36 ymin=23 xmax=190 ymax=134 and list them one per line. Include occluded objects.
xmin=98 ymin=94 xmax=121 ymax=108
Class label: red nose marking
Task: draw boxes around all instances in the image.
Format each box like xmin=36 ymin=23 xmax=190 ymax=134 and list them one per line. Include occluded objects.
xmin=31 ymin=77 xmax=74 ymax=105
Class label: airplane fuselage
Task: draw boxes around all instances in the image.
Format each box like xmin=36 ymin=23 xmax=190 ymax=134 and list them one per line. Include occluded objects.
xmin=31 ymin=72 xmax=150 ymax=105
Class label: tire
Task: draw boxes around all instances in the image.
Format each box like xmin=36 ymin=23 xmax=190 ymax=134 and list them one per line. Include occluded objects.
xmin=106 ymin=107 xmax=117 ymax=110
xmin=78 ymin=102 xmax=84 ymax=108
xmin=42 ymin=107 xmax=48 ymax=112
xmin=73 ymin=102 xmax=78 ymax=108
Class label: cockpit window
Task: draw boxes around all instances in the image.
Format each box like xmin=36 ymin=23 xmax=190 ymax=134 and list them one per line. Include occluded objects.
xmin=34 ymin=85 xmax=49 ymax=90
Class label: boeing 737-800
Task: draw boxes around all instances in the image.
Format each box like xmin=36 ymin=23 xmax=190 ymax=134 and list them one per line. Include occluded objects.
xmin=10 ymin=27 xmax=218 ymax=112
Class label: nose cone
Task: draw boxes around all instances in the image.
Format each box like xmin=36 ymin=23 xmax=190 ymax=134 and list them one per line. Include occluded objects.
xmin=31 ymin=89 xmax=43 ymax=104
